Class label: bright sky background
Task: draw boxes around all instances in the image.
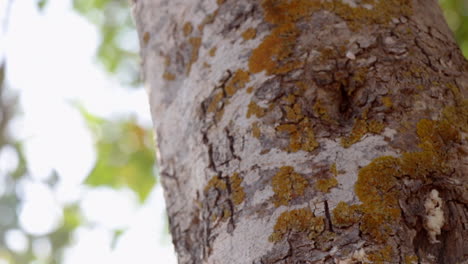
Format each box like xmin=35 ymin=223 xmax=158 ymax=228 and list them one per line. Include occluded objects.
xmin=1 ymin=0 xmax=177 ymax=263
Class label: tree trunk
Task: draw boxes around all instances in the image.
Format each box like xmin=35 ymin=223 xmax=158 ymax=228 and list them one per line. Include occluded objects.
xmin=132 ymin=0 xmax=467 ymax=263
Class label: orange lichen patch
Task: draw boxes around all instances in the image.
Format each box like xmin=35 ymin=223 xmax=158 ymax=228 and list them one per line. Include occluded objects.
xmin=247 ymin=101 xmax=266 ymax=118
xmin=330 ymin=163 xmax=338 ymax=176
xmin=246 ymin=86 xmax=254 ymax=94
xmin=222 ymin=208 xmax=231 ymax=221
xmin=271 ymin=166 xmax=308 ymax=207
xmin=209 ymin=47 xmax=217 ymax=57
xmin=367 ymin=245 xmax=394 ymax=264
xmin=276 ymin=124 xmax=297 ymax=133
xmin=214 ymin=108 xmax=225 ymax=123
xmin=251 ymin=0 xmax=412 ymax=75
xmin=442 ymin=100 xmax=468 ymax=132
xmin=416 ymin=119 xmax=460 ymax=152
xmin=230 ymin=173 xmax=245 ymax=205
xmin=367 ymin=120 xmax=385 ymax=134
xmin=242 ymin=27 xmax=257 ymax=40
xmin=204 ymin=175 xmax=227 ymax=193
xmin=216 ymin=0 xmax=225 ymax=5
xmin=325 ymin=0 xmax=413 ymax=31
xmin=261 ymin=0 xmax=320 ymax=24
xmin=225 ymin=69 xmax=250 ymax=96
xmin=252 ymin=122 xmax=261 ymax=138
xmin=398 ymin=118 xmax=460 ymax=179
xmin=276 ymin=118 xmax=319 ymax=152
xmin=269 ymin=208 xmax=324 ymax=242
xmin=313 ymin=100 xmax=333 ymax=122
xmin=341 ymin=118 xmax=385 ymax=148
xmin=164 ymin=55 xmax=171 ymax=67
xmin=142 ymin=32 xmax=150 ymax=45
xmin=381 ymin=96 xmax=393 ymax=108
xmin=207 ymin=91 xmax=224 ymax=113
xmin=285 ymin=103 xmax=302 ymax=122
xmin=354 ymin=103 xmax=465 ymax=243
xmin=341 ymin=119 xmax=367 ymax=147
xmin=248 ymin=23 xmax=301 ymax=75
xmin=183 ymin=22 xmax=193 ymax=36
xmin=332 ymin=201 xmax=360 ymax=228
xmin=355 ymin=156 xmax=401 ymax=242
xmin=162 ymin=71 xmax=176 ymax=81
xmin=198 ymin=10 xmax=218 ymax=32
xmin=187 ymin=37 xmax=202 ymax=75
xmin=405 ymin=255 xmax=419 ymax=264
xmin=446 ymin=83 xmax=461 ymax=97
xmin=315 ymin=177 xmax=338 ymax=193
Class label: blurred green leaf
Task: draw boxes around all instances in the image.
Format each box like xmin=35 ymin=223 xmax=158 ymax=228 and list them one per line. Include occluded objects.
xmin=439 ymin=0 xmax=468 ymax=58
xmin=37 ymin=0 xmax=48 ymax=11
xmin=72 ymin=0 xmax=140 ymax=86
xmin=77 ymin=106 xmax=156 ymax=203
xmin=10 ymin=142 xmax=28 ymax=180
xmin=111 ymin=229 xmax=125 ymax=249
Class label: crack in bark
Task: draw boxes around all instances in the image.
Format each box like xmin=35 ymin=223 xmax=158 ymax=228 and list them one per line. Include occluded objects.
xmin=324 ymin=200 xmax=334 ymax=233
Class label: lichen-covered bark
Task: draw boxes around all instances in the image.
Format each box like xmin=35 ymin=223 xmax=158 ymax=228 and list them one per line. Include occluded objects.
xmin=132 ymin=0 xmax=468 ymax=263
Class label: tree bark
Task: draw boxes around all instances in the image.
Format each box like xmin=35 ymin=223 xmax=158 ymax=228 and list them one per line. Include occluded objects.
xmin=132 ymin=0 xmax=468 ymax=263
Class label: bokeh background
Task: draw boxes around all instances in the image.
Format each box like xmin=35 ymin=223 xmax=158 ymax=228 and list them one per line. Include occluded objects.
xmin=0 ymin=0 xmax=466 ymax=263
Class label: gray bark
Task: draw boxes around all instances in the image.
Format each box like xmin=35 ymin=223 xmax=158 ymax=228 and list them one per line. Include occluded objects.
xmin=132 ymin=0 xmax=468 ymax=263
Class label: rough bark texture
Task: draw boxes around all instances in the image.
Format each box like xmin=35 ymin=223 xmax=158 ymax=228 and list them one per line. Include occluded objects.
xmin=132 ymin=0 xmax=468 ymax=263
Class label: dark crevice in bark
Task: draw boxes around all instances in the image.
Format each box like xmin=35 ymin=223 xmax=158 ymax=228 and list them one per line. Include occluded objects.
xmin=323 ymin=200 xmax=334 ymax=233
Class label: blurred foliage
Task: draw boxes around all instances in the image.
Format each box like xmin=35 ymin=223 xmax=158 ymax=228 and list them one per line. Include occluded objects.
xmin=0 ymin=59 xmax=80 ymax=264
xmin=72 ymin=0 xmax=141 ymax=86
xmin=440 ymin=0 xmax=468 ymax=58
xmin=36 ymin=0 xmax=48 ymax=11
xmin=78 ymin=105 xmax=156 ymax=202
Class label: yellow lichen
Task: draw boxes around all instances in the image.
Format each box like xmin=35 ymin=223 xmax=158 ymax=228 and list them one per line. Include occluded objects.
xmin=187 ymin=37 xmax=202 ymax=75
xmin=341 ymin=119 xmax=368 ymax=148
xmin=355 ymin=105 xmax=464 ymax=243
xmin=330 ymin=163 xmax=338 ymax=176
xmin=222 ymin=207 xmax=231 ymax=221
xmin=204 ymin=175 xmax=227 ymax=193
xmin=216 ymin=0 xmax=225 ymax=5
xmin=367 ymin=120 xmax=385 ymax=134
xmin=164 ymin=55 xmax=171 ymax=67
xmin=225 ymin=69 xmax=250 ymax=96
xmin=206 ymin=91 xmax=224 ymax=113
xmin=341 ymin=118 xmax=385 ymax=148
xmin=183 ymin=22 xmax=193 ymax=36
xmin=246 ymin=86 xmax=254 ymax=94
xmin=142 ymin=32 xmax=150 ymax=45
xmin=367 ymin=245 xmax=394 ymax=264
xmin=230 ymin=173 xmax=245 ymax=205
xmin=209 ymin=47 xmax=217 ymax=57
xmin=271 ymin=166 xmax=308 ymax=207
xmin=442 ymin=99 xmax=468 ymax=132
xmin=332 ymin=201 xmax=360 ymax=228
xmin=248 ymin=22 xmax=300 ymax=75
xmin=246 ymin=101 xmax=266 ymax=118
xmin=198 ymin=9 xmax=219 ymax=32
xmin=355 ymin=156 xmax=401 ymax=242
xmin=252 ymin=122 xmax=261 ymax=138
xmin=315 ymin=177 xmax=338 ymax=193
xmin=276 ymin=118 xmax=319 ymax=152
xmin=381 ymin=96 xmax=393 ymax=108
xmin=242 ymin=27 xmax=257 ymax=40
xmin=405 ymin=255 xmax=418 ymax=264
xmin=162 ymin=71 xmax=176 ymax=81
xmin=269 ymin=208 xmax=324 ymax=242
xmin=250 ymin=0 xmax=412 ymax=75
